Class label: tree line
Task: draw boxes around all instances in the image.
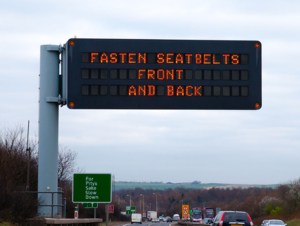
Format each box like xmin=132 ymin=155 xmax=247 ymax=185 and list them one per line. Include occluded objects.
xmin=0 ymin=126 xmax=77 ymax=223
xmin=113 ymin=182 xmax=300 ymax=224
xmin=1 ymin=126 xmax=300 ymax=224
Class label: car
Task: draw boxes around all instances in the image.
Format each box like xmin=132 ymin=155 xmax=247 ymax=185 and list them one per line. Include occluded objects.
xmin=261 ymin=220 xmax=269 ymax=226
xmin=164 ymin=216 xmax=172 ymax=222
xmin=173 ymin=214 xmax=180 ymax=221
xmin=212 ymin=211 xmax=253 ymax=226
xmin=203 ymin=218 xmax=214 ymax=225
xmin=265 ymin=220 xmax=286 ymax=226
xmin=152 ymin=218 xmax=159 ymax=223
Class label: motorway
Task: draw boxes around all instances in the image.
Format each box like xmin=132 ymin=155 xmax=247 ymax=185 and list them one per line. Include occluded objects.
xmin=123 ymin=222 xmax=175 ymax=226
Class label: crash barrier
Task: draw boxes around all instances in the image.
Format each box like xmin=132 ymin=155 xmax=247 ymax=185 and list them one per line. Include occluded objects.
xmin=25 ymin=218 xmax=103 ymax=226
xmin=24 ymin=190 xmax=66 ymax=217
xmin=22 ymin=191 xmax=103 ymax=225
xmin=178 ymin=221 xmax=210 ymax=226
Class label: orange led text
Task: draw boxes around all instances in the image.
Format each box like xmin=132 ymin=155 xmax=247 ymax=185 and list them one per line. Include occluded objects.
xmin=156 ymin=53 xmax=240 ymax=65
xmin=90 ymin=52 xmax=147 ymax=64
xmin=138 ymin=69 xmax=184 ymax=80
xmin=167 ymin=85 xmax=202 ymax=96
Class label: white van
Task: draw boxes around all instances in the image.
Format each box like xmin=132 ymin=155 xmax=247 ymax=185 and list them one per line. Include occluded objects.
xmin=131 ymin=213 xmax=142 ymax=224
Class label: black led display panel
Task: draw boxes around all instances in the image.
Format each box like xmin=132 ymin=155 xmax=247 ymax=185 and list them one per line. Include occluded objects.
xmin=66 ymin=38 xmax=261 ymax=109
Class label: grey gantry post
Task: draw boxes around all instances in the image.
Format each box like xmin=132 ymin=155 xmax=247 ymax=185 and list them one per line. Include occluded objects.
xmin=38 ymin=44 xmax=63 ymax=216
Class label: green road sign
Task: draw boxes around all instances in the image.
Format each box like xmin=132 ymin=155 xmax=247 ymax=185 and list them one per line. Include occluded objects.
xmin=73 ymin=173 xmax=112 ymax=203
xmin=83 ymin=203 xmax=98 ymax=208
xmin=126 ymin=206 xmax=136 ymax=215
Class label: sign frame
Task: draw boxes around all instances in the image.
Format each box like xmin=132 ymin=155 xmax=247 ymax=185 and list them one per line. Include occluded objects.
xmin=66 ymin=38 xmax=262 ymax=110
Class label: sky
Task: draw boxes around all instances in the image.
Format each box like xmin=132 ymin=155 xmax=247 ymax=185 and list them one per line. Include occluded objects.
xmin=1 ymin=0 xmax=300 ymax=185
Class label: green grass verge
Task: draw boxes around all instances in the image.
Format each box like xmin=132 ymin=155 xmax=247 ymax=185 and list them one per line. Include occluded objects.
xmin=287 ymin=219 xmax=300 ymax=226
xmin=0 ymin=223 xmax=14 ymax=226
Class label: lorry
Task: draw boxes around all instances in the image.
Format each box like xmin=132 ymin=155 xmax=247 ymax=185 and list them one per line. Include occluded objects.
xmin=131 ymin=213 xmax=142 ymax=224
xmin=147 ymin=210 xmax=158 ymax=222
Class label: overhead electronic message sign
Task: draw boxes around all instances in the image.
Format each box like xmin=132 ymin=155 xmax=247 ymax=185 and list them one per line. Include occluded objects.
xmin=66 ymin=38 xmax=261 ymax=109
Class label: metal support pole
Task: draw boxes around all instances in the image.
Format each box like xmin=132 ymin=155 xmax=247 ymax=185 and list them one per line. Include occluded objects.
xmin=153 ymin=193 xmax=158 ymax=213
xmin=38 ymin=45 xmax=60 ymax=216
xmin=26 ymin=120 xmax=31 ymax=191
xmin=106 ymin=204 xmax=109 ymax=226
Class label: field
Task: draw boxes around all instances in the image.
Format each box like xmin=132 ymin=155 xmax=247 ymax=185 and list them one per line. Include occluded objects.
xmin=114 ymin=181 xmax=226 ymax=190
xmin=287 ymin=219 xmax=300 ymax=226
xmin=0 ymin=223 xmax=14 ymax=226
xmin=113 ymin=181 xmax=278 ymax=191
xmin=114 ymin=181 xmax=277 ymax=191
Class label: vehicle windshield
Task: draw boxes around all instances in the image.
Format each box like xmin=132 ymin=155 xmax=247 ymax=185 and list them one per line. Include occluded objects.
xmin=269 ymin=220 xmax=284 ymax=225
xmin=224 ymin=212 xmax=248 ymax=222
xmin=206 ymin=209 xmax=214 ymax=218
xmin=193 ymin=213 xmax=201 ymax=218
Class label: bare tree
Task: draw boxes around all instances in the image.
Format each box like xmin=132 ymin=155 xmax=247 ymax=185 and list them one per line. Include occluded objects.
xmin=0 ymin=125 xmax=25 ymax=151
xmin=58 ymin=145 xmax=78 ymax=185
xmin=0 ymin=126 xmax=38 ymax=222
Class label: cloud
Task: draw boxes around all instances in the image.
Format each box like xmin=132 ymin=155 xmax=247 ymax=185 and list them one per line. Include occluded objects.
xmin=1 ymin=0 xmax=300 ymax=184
